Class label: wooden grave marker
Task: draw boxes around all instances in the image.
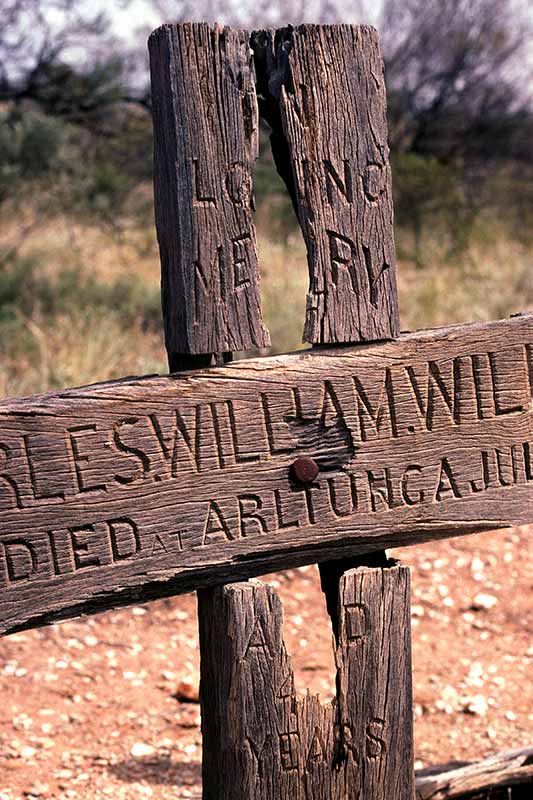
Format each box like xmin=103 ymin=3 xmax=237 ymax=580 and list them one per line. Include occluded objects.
xmin=0 ymin=21 xmax=531 ymax=800
xmin=0 ymin=314 xmax=530 ymax=636
xmin=0 ymin=24 xmax=530 ymax=638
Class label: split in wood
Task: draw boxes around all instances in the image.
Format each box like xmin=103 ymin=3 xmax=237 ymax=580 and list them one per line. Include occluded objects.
xmin=149 ymin=22 xmax=400 ymax=360
xmin=198 ymin=556 xmax=414 ymax=799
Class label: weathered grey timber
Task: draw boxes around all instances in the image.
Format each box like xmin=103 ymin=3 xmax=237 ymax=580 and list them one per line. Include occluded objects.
xmin=415 ymin=747 xmax=533 ymax=799
xmin=252 ymin=25 xmax=400 ymax=344
xmin=0 ymin=314 xmax=531 ymax=635
xmin=149 ymin=23 xmax=270 ymax=362
xmin=198 ymin=563 xmax=413 ymax=799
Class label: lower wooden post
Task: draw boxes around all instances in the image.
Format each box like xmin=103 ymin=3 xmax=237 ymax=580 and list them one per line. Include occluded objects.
xmin=197 ymin=559 xmax=414 ymax=799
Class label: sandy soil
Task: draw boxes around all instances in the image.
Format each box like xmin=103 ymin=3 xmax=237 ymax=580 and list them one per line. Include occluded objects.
xmin=0 ymin=526 xmax=531 ymax=799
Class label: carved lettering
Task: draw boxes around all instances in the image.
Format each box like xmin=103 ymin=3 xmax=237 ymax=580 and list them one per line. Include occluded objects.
xmin=224 ymin=163 xmax=252 ymax=207
xmin=245 ymin=617 xmax=271 ymax=657
xmin=149 ymin=409 xmax=201 ymax=476
xmin=472 ymin=353 xmax=494 ymax=419
xmin=367 ymin=469 xmax=402 ymax=512
xmin=261 ymin=392 xmax=296 ymax=456
xmin=47 ymin=530 xmax=75 ymax=576
xmin=274 ymin=489 xmax=302 ymax=530
xmin=227 ymin=400 xmax=262 ymax=463
xmin=352 ymin=370 xmax=397 ymax=443
xmin=406 ymin=362 xmax=455 ymax=432
xmin=306 ymin=726 xmax=327 ymax=767
xmin=366 ymin=718 xmax=386 ymax=759
xmin=362 ymin=244 xmax=388 ymax=308
xmin=22 ymin=433 xmax=66 ymax=504
xmin=68 ymin=425 xmax=107 ymax=495
xmin=70 ymin=525 xmax=107 ymax=570
xmin=279 ymin=730 xmax=300 ymax=771
xmin=277 ymin=671 xmax=294 ymax=699
xmin=324 ymin=159 xmax=353 ymax=204
xmin=238 ymin=494 xmax=268 ymax=537
xmin=327 ymin=473 xmax=359 ymax=518
xmin=0 ymin=443 xmax=22 ymax=510
xmin=327 ymin=230 xmax=358 ymax=292
xmin=435 ymin=458 xmax=462 ymax=502
xmin=201 ymin=500 xmax=235 ymax=546
xmin=334 ymin=722 xmax=359 ymax=765
xmin=401 ymin=465 xmax=425 ymax=506
xmin=192 ymin=158 xmax=216 ymax=205
xmin=0 ymin=316 xmax=531 ymax=634
xmin=344 ymin=603 xmax=369 ymax=642
xmin=232 ymin=234 xmax=252 ymax=288
xmin=113 ymin=418 xmax=150 ymax=485
xmin=489 ymin=348 xmax=526 ymax=416
xmin=3 ymin=540 xmax=38 ymax=582
xmin=108 ymin=518 xmax=141 ymax=561
xmin=363 ymin=163 xmax=386 ymax=202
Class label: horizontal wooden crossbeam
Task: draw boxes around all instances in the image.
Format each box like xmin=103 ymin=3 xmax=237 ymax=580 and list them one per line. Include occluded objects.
xmin=0 ymin=314 xmax=531 ymax=635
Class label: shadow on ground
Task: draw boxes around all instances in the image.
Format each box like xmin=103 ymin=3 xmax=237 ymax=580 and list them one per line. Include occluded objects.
xmin=109 ymin=757 xmax=201 ymax=786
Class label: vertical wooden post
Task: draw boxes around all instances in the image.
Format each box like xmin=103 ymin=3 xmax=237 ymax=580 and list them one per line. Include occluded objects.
xmin=149 ymin=21 xmax=414 ymax=800
xmin=252 ymin=25 xmax=400 ymax=344
xmin=149 ymin=22 xmax=270 ymax=369
xmin=198 ymin=559 xmax=414 ymax=799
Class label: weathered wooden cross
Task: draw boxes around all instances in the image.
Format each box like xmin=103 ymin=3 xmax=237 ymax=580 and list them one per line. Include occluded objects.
xmin=0 ymin=22 xmax=531 ymax=799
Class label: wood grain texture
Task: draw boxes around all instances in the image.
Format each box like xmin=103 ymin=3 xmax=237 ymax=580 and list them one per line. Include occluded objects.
xmin=149 ymin=22 xmax=270 ymax=358
xmin=252 ymin=25 xmax=400 ymax=344
xmin=198 ymin=563 xmax=414 ymax=799
xmin=0 ymin=314 xmax=531 ymax=635
xmin=415 ymin=748 xmax=533 ymax=799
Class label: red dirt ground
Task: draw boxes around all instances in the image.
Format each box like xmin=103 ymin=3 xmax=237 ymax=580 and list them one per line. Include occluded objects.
xmin=0 ymin=526 xmax=531 ymax=799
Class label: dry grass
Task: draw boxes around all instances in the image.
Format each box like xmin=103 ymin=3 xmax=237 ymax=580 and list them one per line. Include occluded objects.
xmin=0 ymin=311 xmax=166 ymax=399
xmin=1 ymin=210 xmax=531 ymax=400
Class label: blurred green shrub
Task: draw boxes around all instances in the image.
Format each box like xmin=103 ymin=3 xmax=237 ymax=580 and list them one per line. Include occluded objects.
xmin=0 ymin=252 xmax=161 ymax=332
xmin=0 ymin=110 xmax=66 ymax=201
xmin=0 ymin=105 xmax=153 ymax=226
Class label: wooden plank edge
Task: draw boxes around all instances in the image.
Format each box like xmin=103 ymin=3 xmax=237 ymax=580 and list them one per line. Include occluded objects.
xmin=415 ymin=747 xmax=533 ymax=799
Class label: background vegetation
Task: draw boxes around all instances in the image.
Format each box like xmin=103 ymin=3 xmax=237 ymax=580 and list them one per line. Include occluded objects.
xmin=1 ymin=0 xmax=532 ymax=398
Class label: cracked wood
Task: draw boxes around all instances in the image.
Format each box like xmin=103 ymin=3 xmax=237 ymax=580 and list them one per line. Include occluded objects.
xmin=0 ymin=314 xmax=531 ymax=635
xmin=149 ymin=23 xmax=270 ymax=360
xmin=252 ymin=25 xmax=400 ymax=344
xmin=198 ymin=562 xmax=414 ymax=799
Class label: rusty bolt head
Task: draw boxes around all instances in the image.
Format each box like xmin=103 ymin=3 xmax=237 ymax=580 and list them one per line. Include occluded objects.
xmin=291 ymin=456 xmax=319 ymax=484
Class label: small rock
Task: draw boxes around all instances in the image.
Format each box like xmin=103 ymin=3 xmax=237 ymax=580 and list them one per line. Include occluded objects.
xmin=463 ymin=695 xmax=489 ymax=716
xmin=18 ymin=746 xmax=37 ymax=759
xmin=471 ymin=593 xmax=498 ymax=611
xmin=24 ymin=783 xmax=48 ymax=798
xmin=130 ymin=742 xmax=156 ymax=758
xmin=174 ymin=680 xmax=200 ymax=704
xmin=505 ymin=710 xmax=516 ymax=721
xmin=441 ymin=685 xmax=459 ymax=703
xmin=471 ymin=556 xmax=485 ymax=573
